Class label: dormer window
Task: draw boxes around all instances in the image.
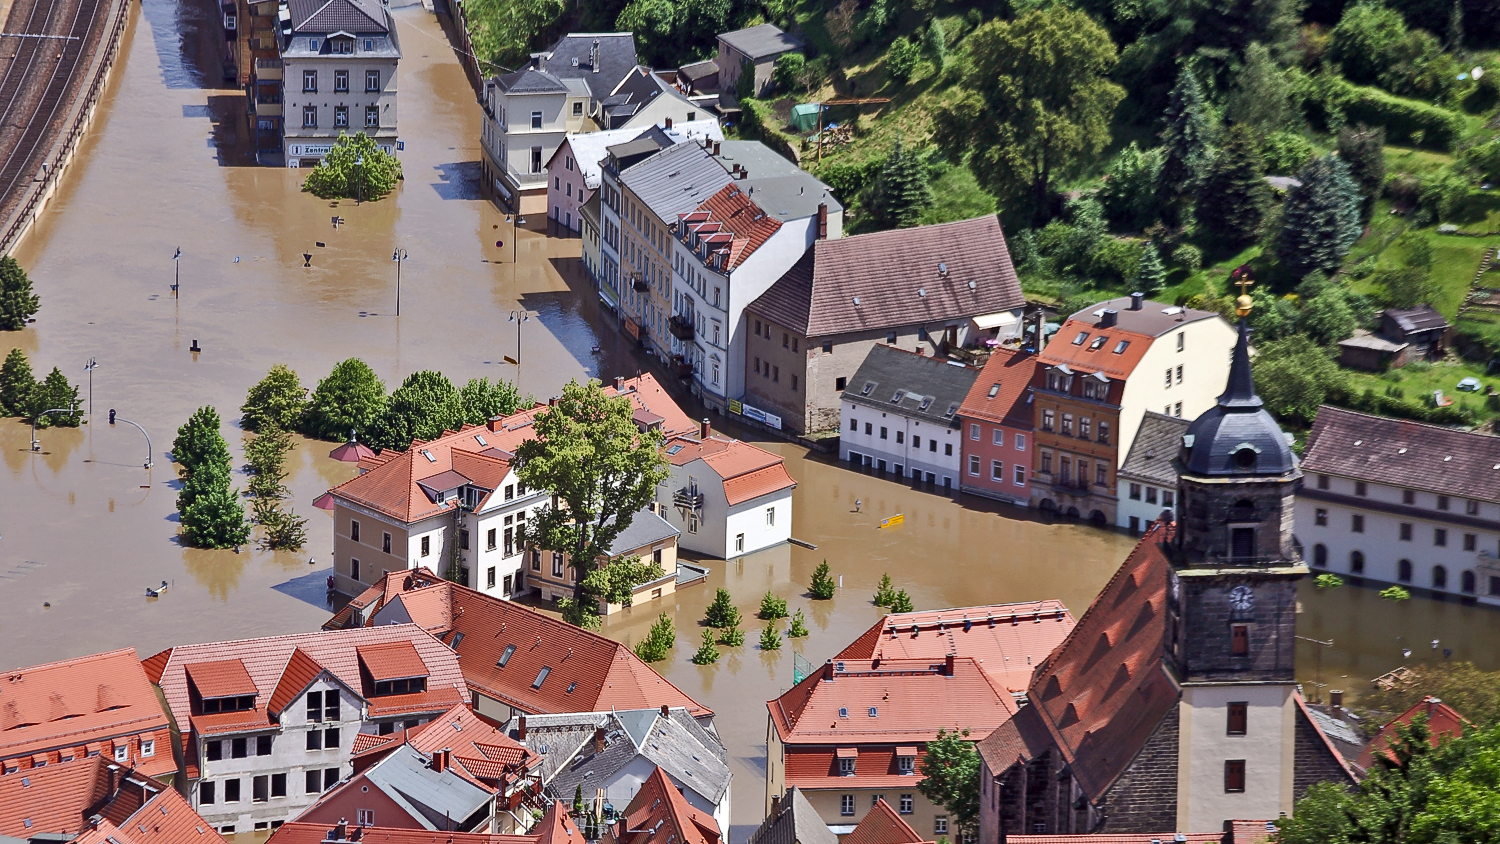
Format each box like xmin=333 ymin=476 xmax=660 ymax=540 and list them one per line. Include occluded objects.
xmin=1232 ymin=444 xmax=1259 ymax=470
xmin=199 ymin=695 xmax=255 ymax=714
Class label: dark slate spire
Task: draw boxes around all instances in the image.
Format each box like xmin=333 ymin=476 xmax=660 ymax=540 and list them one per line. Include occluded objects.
xmin=1217 ymin=318 xmax=1262 ymax=409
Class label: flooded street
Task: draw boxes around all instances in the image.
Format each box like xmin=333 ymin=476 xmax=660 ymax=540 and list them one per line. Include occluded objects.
xmin=0 ymin=0 xmax=1498 ymax=837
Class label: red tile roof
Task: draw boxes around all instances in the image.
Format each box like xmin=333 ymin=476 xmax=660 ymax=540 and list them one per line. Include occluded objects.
xmin=148 ymin=625 xmax=467 ymax=742
xmin=328 ymin=570 xmax=712 ymax=718
xmin=329 ymin=424 xmax=514 ymax=524
xmin=0 ymin=755 xmax=146 ymax=837
xmin=664 ymin=434 xmax=796 ymax=505
xmin=688 ymin=183 xmax=783 ymax=271
xmin=843 ymin=799 xmax=928 ymax=844
xmin=0 ymin=648 xmax=174 ymax=780
xmin=1037 ymin=320 xmax=1155 ymax=381
xmin=836 ymin=601 xmax=1074 ymax=696
xmin=73 ymin=785 xmax=226 ymax=844
xmin=267 ymin=822 xmax=555 ymax=844
xmin=358 ymin=641 xmax=432 ymax=682
xmin=768 ymin=657 xmax=1017 ymax=750
xmin=184 ymin=659 xmax=258 ymax=699
xmin=267 ymin=648 xmax=327 ymax=717
xmin=1225 ymin=820 xmax=1279 ymax=844
xmin=958 ymin=349 xmax=1040 ymax=429
xmin=329 ymin=438 xmax=378 ymax=462
xmin=1356 ymin=695 xmax=1469 ymax=771
xmin=613 ymin=766 xmax=721 ymax=844
xmin=353 ymin=703 xmax=539 ymax=783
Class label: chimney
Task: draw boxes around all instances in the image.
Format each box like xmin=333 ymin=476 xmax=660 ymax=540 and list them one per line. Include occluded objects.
xmin=700 ymin=418 xmax=711 ymax=439
xmin=352 ymin=829 xmax=364 ymax=842
xmin=823 ymin=660 xmax=834 ymax=681
xmin=1130 ymin=291 xmax=1144 ymax=310
xmin=1099 ymin=309 xmax=1118 ymax=329
xmin=817 ymin=203 xmax=828 ymax=240
xmin=615 ymin=375 xmax=625 ymax=391
xmin=334 ymin=819 xmax=349 ymax=841
xmin=661 ymin=704 xmax=670 ymax=718
xmin=443 ymin=748 xmax=453 ymax=770
xmin=518 ymin=714 xmax=528 ymax=741
xmin=591 ymin=38 xmax=600 ymax=73
xmin=713 ymin=141 xmax=721 ymax=156
xmin=771 ymin=795 xmax=781 ymax=816
xmin=593 ymin=727 xmax=607 ymax=754
xmin=944 ymin=653 xmax=956 ymax=676
xmin=433 ymin=749 xmax=447 ymax=774
xmin=549 ymin=396 xmax=559 ymax=407
xmin=665 ymin=117 xmax=673 ymax=129
xmin=1330 ymin=689 xmax=1344 ymax=710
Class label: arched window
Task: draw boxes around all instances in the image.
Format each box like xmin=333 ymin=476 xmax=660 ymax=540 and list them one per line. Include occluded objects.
xmin=1463 ymin=570 xmax=1477 ymax=594
xmin=1398 ymin=559 xmax=1412 ymax=582
xmin=1433 ymin=565 xmax=1448 ymax=590
xmin=1313 ymin=544 xmax=1328 ymax=567
xmin=1351 ymin=551 xmax=1365 ymax=573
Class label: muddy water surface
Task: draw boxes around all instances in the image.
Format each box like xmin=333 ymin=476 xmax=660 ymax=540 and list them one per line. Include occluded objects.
xmin=0 ymin=0 xmax=1497 ymax=838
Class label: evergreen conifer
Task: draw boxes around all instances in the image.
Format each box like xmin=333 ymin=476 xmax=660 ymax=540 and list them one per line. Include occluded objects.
xmin=0 ymin=348 xmax=33 ymax=415
xmin=1155 ymin=68 xmax=1215 ymax=227
xmin=1277 ymin=155 xmax=1363 ymax=281
xmin=691 ymin=630 xmax=720 ymax=665
xmin=0 ymin=256 xmax=39 ymax=331
xmin=759 ymin=623 xmax=783 ymax=650
xmin=1336 ymin=125 xmax=1386 ymax=223
xmin=788 ymin=609 xmax=809 ymax=638
xmin=866 ymin=142 xmax=933 ymax=230
xmin=705 ymin=588 xmax=741 ymax=628
xmin=889 ymin=590 xmax=915 ymax=613
xmin=810 ymin=560 xmax=836 ymax=599
xmin=1134 ymin=244 xmax=1166 ymax=297
xmin=1197 ymin=125 xmax=1272 ymax=250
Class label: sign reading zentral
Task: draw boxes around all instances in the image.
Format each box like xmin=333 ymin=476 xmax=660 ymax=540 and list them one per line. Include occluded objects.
xmin=289 ymin=144 xmax=396 ymax=156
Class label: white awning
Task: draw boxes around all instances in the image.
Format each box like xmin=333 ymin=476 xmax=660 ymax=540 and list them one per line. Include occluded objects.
xmin=973 ymin=311 xmax=1019 ymax=329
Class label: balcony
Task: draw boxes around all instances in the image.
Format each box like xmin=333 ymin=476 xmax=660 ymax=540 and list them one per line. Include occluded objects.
xmin=631 ymin=275 xmax=650 ymax=292
xmin=668 ymin=315 xmax=694 ymax=341
xmin=673 ymin=489 xmax=704 ymax=511
xmin=670 ymin=355 xmax=694 ymax=379
xmin=254 ymin=57 xmax=283 ymax=80
xmin=252 ymin=98 xmax=282 ymax=117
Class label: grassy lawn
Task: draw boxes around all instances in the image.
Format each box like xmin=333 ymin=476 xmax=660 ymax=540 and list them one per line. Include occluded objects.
xmin=919 ymin=162 xmax=997 ymax=225
xmin=1344 ymin=359 xmax=1497 ymax=420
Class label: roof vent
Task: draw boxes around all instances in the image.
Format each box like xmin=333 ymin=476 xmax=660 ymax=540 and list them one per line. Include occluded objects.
xmin=1130 ymin=292 xmax=1144 ymax=310
xmin=938 ymin=262 xmax=948 ymax=277
xmin=918 ymin=288 xmax=926 ymax=298
xmin=853 ymin=296 xmax=861 ymax=306
xmin=968 ymin=280 xmax=976 ymax=290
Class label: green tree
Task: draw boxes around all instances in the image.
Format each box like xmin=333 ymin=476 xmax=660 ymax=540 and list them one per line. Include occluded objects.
xmin=1298 ymin=284 xmax=1359 ymax=344
xmin=691 ymin=630 xmax=720 ymax=664
xmin=873 ymin=573 xmax=896 ymax=607
xmin=1328 ymin=1 xmax=1408 ymax=85
xmin=918 ymin=729 xmax=980 ymax=838
xmin=245 ymin=426 xmax=293 ymax=500
xmin=615 ymin=0 xmax=676 ymax=68
xmin=1155 ymin=67 xmax=1216 ymax=228
xmin=463 ymin=0 xmax=565 ymax=69
xmin=1226 ymin=42 xmax=1294 ymax=137
xmin=759 ymin=623 xmax=783 ymax=650
xmin=29 ymin=367 xmax=80 ymax=427
xmin=924 ymin=19 xmax=947 ymax=72
xmin=886 ymin=37 xmax=920 ymax=84
xmin=788 ymin=608 xmax=809 ymax=638
xmin=1462 ymin=140 xmax=1500 ymax=182
xmin=0 ymin=348 xmax=33 ymax=415
xmin=773 ymin=52 xmax=805 ymax=92
xmin=173 ymin=407 xmax=232 ymax=476
xmin=373 ymin=370 xmax=466 ymax=451
xmin=1247 ymin=287 xmax=1299 ymax=341
xmin=736 ymin=58 xmax=756 ymax=101
xmin=1262 ymin=131 xmax=1314 ymax=175
xmin=1375 ymin=232 xmax=1435 ymax=308
xmin=809 ymin=560 xmax=836 ymax=599
xmin=1099 ymin=143 xmax=1162 ymax=231
xmin=1337 ymin=126 xmax=1386 ymax=223
xmin=1134 ymin=243 xmax=1166 ymax=297
xmin=304 ymin=358 xmax=387 ymax=441
xmin=302 ymin=132 xmax=402 ymax=200
xmin=889 ymin=589 xmax=914 ymax=613
xmin=864 ymin=142 xmax=933 ymax=231
xmin=516 ymin=379 xmax=670 ymax=625
xmin=1251 ymin=335 xmax=1345 ymax=424
xmin=1197 ymin=125 xmax=1271 ymax=250
xmin=1277 ymin=155 xmax=1363 ymax=281
xmin=760 ymin=591 xmax=789 ymax=619
xmin=180 ymin=478 xmax=251 ymax=549
xmin=0 ymin=256 xmax=40 ymax=331
xmin=581 ymin=556 xmax=664 ymax=608
xmin=174 ymin=406 xmax=248 ymax=549
xmin=704 ymin=588 xmax=742 ymax=629
xmin=241 ymin=364 xmax=307 ymax=433
xmin=718 ymin=625 xmax=745 ymax=646
xmin=934 ymin=8 xmax=1125 ymax=227
xmin=634 ymin=613 xmax=676 ymax=662
xmin=460 ymin=377 xmax=524 ymax=426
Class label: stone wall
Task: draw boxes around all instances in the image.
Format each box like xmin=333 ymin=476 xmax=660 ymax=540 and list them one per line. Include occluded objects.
xmin=1178 ymin=573 xmax=1300 ymax=682
xmin=1096 ymin=705 xmax=1180 ymax=832
xmin=1293 ymin=705 xmax=1356 ymax=797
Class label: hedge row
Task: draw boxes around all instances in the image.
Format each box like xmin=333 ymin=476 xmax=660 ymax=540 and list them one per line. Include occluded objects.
xmin=1305 ymin=76 xmax=1468 ymax=150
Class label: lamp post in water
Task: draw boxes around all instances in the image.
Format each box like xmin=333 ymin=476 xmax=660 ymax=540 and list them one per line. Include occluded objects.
xmin=392 ymin=248 xmax=407 ymax=316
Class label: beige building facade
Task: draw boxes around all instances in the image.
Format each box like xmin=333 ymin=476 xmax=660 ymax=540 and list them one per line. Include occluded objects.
xmin=281 ymin=0 xmax=400 ymax=166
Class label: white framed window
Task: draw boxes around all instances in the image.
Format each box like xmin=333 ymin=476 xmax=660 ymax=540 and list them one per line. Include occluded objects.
xmin=735 ymin=533 xmax=745 ymax=553
xmin=531 ymin=111 xmax=543 ymax=129
xmin=839 ymin=757 xmax=856 ymax=776
xmin=1014 ymin=433 xmax=1025 ymax=451
xmin=992 ymin=428 xmax=1003 ymax=446
xmin=968 ymin=455 xmax=980 ymax=476
xmin=935 ymin=817 xmax=948 ymax=835
xmin=841 ymin=795 xmax=855 ymax=816
xmin=766 ymin=506 xmax=775 ymax=527
xmin=899 ymin=794 xmax=913 ymax=814
xmin=991 ymin=460 xmax=1003 ymax=481
xmin=357 ymin=809 xmax=375 ymax=826
xmin=1165 ymin=369 xmax=1173 ymax=388
xmin=969 ymin=423 xmax=979 ymax=440
xmin=1176 ymin=364 xmax=1183 ymax=383
xmin=1014 ymin=464 xmax=1026 ymax=486
xmin=114 ymin=744 xmax=128 ymax=762
xmin=141 ymin=739 xmax=155 ymax=757
xmin=897 ymin=755 xmax=915 ymax=775
xmin=365 ymin=69 xmax=379 ymax=92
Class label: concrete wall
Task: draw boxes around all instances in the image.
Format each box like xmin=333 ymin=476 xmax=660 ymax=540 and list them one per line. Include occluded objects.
xmin=958 ymin=419 xmax=1032 ymax=505
xmin=840 ymin=399 xmax=963 ymax=490
xmin=1176 ymin=686 xmax=1296 ymax=832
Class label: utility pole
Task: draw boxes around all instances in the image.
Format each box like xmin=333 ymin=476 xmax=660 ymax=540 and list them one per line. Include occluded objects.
xmin=172 ymin=247 xmax=181 ymax=298
xmin=392 ymin=248 xmax=407 ymax=316
xmin=508 ymin=310 xmax=531 ymax=385
xmin=506 ymin=213 xmax=525 ymax=262
xmin=83 ymin=358 xmax=98 ymax=419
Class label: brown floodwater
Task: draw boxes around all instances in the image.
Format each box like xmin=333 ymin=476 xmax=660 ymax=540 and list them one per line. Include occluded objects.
xmin=0 ymin=0 xmax=1497 ymax=838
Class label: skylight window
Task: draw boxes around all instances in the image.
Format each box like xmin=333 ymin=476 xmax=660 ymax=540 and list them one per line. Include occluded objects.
xmin=868 ymin=707 xmax=878 ymax=717
xmin=891 ymin=390 xmax=906 ymax=403
xmin=918 ymin=397 xmax=933 ymax=412
xmin=1113 ymin=340 xmax=1130 ymax=354
xmin=861 ymin=382 xmax=876 ymax=397
xmin=449 ymin=632 xmax=464 ymax=650
xmin=1089 ymin=336 xmax=1106 ymax=350
xmin=1073 ymin=331 xmax=1089 ymax=345
xmin=667 ymin=444 xmax=684 ymax=455
xmin=838 ymin=707 xmax=849 ymax=718
xmin=497 ymin=644 xmax=516 ymax=668
xmin=567 ymin=681 xmax=577 ymax=693
xmin=474 ymin=434 xmax=488 ymax=446
xmin=421 ymin=450 xmax=436 ymax=463
xmin=987 ymin=384 xmax=1000 ymax=398
xmin=944 ymin=403 xmax=958 ymax=417
xmin=532 ymin=667 xmax=551 ymax=689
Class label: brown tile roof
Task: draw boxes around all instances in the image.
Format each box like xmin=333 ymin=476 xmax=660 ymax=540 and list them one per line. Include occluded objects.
xmin=148 ymin=625 xmax=466 ymax=742
xmin=358 ymin=640 xmax=432 ymax=682
xmin=746 ymin=216 xmax=1023 ymax=338
xmin=1356 ymin=695 xmax=1469 ymax=771
xmin=664 ymin=433 xmax=796 ymax=504
xmin=328 ymin=570 xmax=712 ymax=718
xmin=184 ymin=659 xmax=258 ymax=699
xmin=1038 ymin=319 xmax=1155 ymax=381
xmin=356 ymin=703 xmax=538 ymax=782
xmin=0 ymin=755 xmax=145 ymax=837
xmin=767 ymin=657 xmax=1017 ymax=748
xmin=1302 ymin=405 xmax=1500 ymax=502
xmin=76 ymin=785 xmax=225 ymax=844
xmin=957 ymin=349 xmax=1040 ymax=429
xmin=268 ymin=822 xmax=553 ymax=844
xmin=685 ymin=184 xmax=783 ymax=272
xmin=836 ymin=600 xmax=1075 ymax=696
xmin=843 ymin=799 xmax=929 ymax=844
xmin=613 ymin=766 xmax=721 ymax=844
xmin=1018 ymin=523 xmax=1182 ymax=800
xmin=974 ymin=707 xmax=1055 ymax=776
xmin=0 ymin=649 xmax=172 ymax=773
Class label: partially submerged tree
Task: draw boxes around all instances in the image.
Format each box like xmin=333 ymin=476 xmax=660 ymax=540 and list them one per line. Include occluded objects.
xmin=302 ymin=132 xmax=402 ymax=200
xmin=174 ymin=406 xmax=248 ymax=549
xmin=241 ymin=364 xmax=307 ymax=433
xmin=304 ymin=358 xmax=387 ymax=441
xmin=373 ymin=370 xmax=467 ymax=451
xmin=0 ymin=256 xmax=40 ymax=331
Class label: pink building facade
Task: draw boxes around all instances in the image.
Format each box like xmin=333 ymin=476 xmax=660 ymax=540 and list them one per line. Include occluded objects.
xmin=958 ymin=348 xmax=1040 ymax=506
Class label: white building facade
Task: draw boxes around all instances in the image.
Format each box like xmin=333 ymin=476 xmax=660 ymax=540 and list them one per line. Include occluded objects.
xmin=838 ymin=345 xmax=978 ymax=491
xmin=660 ymin=425 xmax=796 ymax=559
xmin=281 ymin=0 xmax=399 ymax=166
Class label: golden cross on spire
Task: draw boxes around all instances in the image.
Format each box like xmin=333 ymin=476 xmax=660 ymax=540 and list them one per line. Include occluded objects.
xmin=1231 ymin=266 xmax=1255 ymax=318
xmin=1234 ymin=275 xmax=1255 ymax=297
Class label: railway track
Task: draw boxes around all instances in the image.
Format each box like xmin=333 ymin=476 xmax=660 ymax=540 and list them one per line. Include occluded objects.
xmin=0 ymin=0 xmax=108 ymax=229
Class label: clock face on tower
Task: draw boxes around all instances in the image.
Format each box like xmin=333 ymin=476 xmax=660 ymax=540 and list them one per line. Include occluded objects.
xmin=1229 ymin=585 xmax=1254 ymax=612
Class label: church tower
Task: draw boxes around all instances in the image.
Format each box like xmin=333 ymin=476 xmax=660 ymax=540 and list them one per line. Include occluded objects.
xmin=1169 ymin=288 xmax=1308 ymax=830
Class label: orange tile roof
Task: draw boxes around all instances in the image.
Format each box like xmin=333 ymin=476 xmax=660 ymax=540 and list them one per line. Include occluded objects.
xmin=1225 ymin=820 xmax=1279 ymax=844
xmin=613 ymin=766 xmax=721 ymax=844
xmin=358 ymin=641 xmax=432 ymax=682
xmin=149 ymin=625 xmax=467 ymax=742
xmin=768 ymin=657 xmax=1017 ymax=748
xmin=1003 ymin=835 xmax=1225 ymax=844
xmin=267 ymin=648 xmax=327 ymax=716
xmin=1357 ymin=695 xmax=1469 ymax=771
xmin=665 ymin=434 xmax=796 ymax=505
xmin=328 ymin=570 xmax=712 ymax=718
xmin=1037 ymin=320 xmax=1154 ymax=381
xmin=836 ymin=601 xmax=1075 ymax=696
xmin=688 ymin=183 xmax=783 ymax=271
xmin=843 ymin=799 xmax=928 ymax=844
xmin=958 ymin=349 xmax=1040 ymax=429
xmin=268 ymin=822 xmax=554 ymax=844
xmin=184 ymin=659 xmax=258 ymax=699
xmin=0 ymin=755 xmax=146 ymax=837
xmin=0 ymin=649 xmax=172 ymax=766
xmin=329 ymin=424 xmax=514 ymax=524
xmin=356 ymin=703 xmax=538 ymax=782
xmin=76 ymin=785 xmax=226 ymax=844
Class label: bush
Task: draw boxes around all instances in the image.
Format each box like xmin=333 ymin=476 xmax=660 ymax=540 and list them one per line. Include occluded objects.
xmin=760 ymin=591 xmax=789 ymax=619
xmin=0 ymin=255 xmax=40 ymax=331
xmin=759 ymin=623 xmax=783 ymax=650
xmin=1380 ymin=585 xmax=1411 ymax=601
xmin=819 ymin=158 xmax=885 ymax=202
xmin=302 ymin=132 xmax=402 ymax=200
xmin=1315 ymin=573 xmax=1345 ymax=589
xmin=634 ymin=613 xmax=675 ymax=662
xmin=1171 ymin=244 xmax=1203 ymax=272
xmin=1262 ymin=132 xmax=1315 ymax=176
xmin=1462 ymin=140 xmax=1500 ymax=182
xmin=704 ymin=588 xmax=742 ymax=628
xmin=1311 ymin=77 xmax=1467 ymax=150
xmin=1416 ymin=169 xmax=1471 ymax=223
xmin=691 ymin=630 xmax=720 ymax=665
xmin=886 ymin=37 xmax=920 ymax=84
xmin=1090 ymin=237 xmax=1142 ymax=283
xmin=773 ymin=53 xmax=806 ymax=93
xmin=809 ymin=560 xmax=836 ymax=599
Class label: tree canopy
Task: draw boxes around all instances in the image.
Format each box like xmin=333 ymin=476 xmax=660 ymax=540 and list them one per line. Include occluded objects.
xmin=302 ymin=133 xmax=402 ymax=201
xmin=174 ymin=406 xmax=249 ymax=549
xmin=304 ymin=358 xmax=387 ymax=441
xmin=0 ymin=256 xmax=39 ymax=331
xmin=373 ymin=370 xmax=467 ymax=452
xmin=242 ymin=364 xmax=308 ymax=433
xmin=1277 ymin=154 xmax=1363 ymax=282
xmin=918 ymin=729 xmax=980 ymax=838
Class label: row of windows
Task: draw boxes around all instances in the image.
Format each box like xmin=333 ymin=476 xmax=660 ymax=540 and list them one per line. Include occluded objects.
xmin=2 ymin=738 xmax=153 ymax=773
xmin=301 ymin=105 xmax=380 ymax=129
xmin=967 ymin=423 xmax=1027 ymax=451
xmin=1038 ymin=450 xmax=1108 ymax=488
xmin=199 ymin=769 xmax=338 ymax=805
xmin=1320 ymin=508 xmax=1486 ymax=551
xmin=839 ymin=793 xmax=915 ymax=815
xmin=1310 ymin=545 xmax=1493 ymax=593
xmin=1040 ymin=410 xmax=1110 ymax=443
xmin=849 ymin=419 xmax=955 ymax=455
xmin=303 ymin=36 xmax=379 ymax=52
xmin=1317 ymin=474 xmax=1485 ymax=515
xmin=967 ymin=455 xmax=1027 ymax=486
xmin=1127 ymin=484 xmax=1176 ymax=507
xmin=300 ymin=69 xmax=381 ymax=93
xmin=752 ymin=357 xmax=798 ymax=391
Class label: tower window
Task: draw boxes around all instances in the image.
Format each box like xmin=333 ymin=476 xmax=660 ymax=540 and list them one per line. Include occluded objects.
xmin=1232 ymin=446 xmax=1258 ymax=470
xmin=1226 ymin=702 xmax=1248 ymax=735
xmin=1231 ymin=528 xmax=1255 ymax=560
xmin=1224 ymin=760 xmax=1246 ymax=792
xmin=1230 ymin=624 xmax=1249 ymax=656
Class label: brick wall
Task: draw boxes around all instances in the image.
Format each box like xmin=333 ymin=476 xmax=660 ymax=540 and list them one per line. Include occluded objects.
xmin=1293 ymin=705 xmax=1355 ymax=797
xmin=1178 ymin=573 xmax=1300 ymax=683
xmin=1095 ymin=704 xmax=1180 ymax=832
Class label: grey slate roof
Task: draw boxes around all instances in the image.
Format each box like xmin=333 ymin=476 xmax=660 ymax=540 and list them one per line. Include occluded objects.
xmin=620 ymin=141 xmax=733 ymax=225
xmin=607 ymin=509 xmax=680 ymax=556
xmin=363 ymin=745 xmax=493 ymax=830
xmin=1068 ymin=296 xmax=1222 ymax=338
xmin=534 ymin=33 xmax=640 ymax=100
xmin=1182 ymin=321 xmax=1298 ymax=478
xmin=718 ymin=24 xmax=804 ymax=60
xmin=717 ymin=141 xmax=841 ymax=222
xmin=1385 ymin=305 xmax=1450 ymax=334
xmin=601 ymin=68 xmax=689 ymax=129
xmin=509 ymin=707 xmax=730 ymax=806
xmin=288 ymin=0 xmax=388 ymax=33
xmin=1119 ymin=412 xmax=1190 ymax=486
xmin=499 ymin=68 xmax=570 ymax=95
xmin=679 ymin=60 xmax=720 ymax=81
xmin=843 ymin=344 xmax=980 ymax=428
xmin=749 ymin=787 xmax=837 ymax=844
xmin=1302 ymin=405 xmax=1500 ymax=502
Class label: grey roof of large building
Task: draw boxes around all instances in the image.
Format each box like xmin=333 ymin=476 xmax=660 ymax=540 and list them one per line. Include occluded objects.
xmin=508 ymin=707 xmax=730 ymax=805
xmin=714 ymin=141 xmax=840 ymax=223
xmin=1302 ymin=404 xmax=1500 ymax=502
xmin=718 ymin=23 xmax=804 ymax=60
xmin=1119 ymin=412 xmax=1190 ymax=486
xmin=1068 ymin=296 xmax=1221 ymax=338
xmin=748 ymin=787 xmax=836 ymax=844
xmin=600 ymin=68 xmax=693 ymax=129
xmin=620 ymin=141 xmax=734 ymax=225
xmin=607 ymin=509 xmax=680 ymax=556
xmin=843 ymin=344 xmax=980 ymax=428
xmin=498 ymin=67 xmax=570 ymax=95
xmin=532 ymin=33 xmax=640 ymax=99
xmin=288 ymin=0 xmax=389 ymax=33
xmin=362 ymin=745 xmax=493 ymax=830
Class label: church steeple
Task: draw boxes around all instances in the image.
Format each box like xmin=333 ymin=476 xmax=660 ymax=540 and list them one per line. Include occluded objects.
xmin=1218 ymin=318 xmax=1261 ymax=409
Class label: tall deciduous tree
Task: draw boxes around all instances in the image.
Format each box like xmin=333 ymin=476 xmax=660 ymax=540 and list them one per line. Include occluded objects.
xmin=173 ymin=406 xmax=233 ymax=476
xmin=918 ymin=729 xmax=980 ymax=838
xmin=460 ymin=377 xmax=524 ymax=425
xmin=515 ymin=379 xmax=669 ymax=626
xmin=0 ymin=256 xmax=39 ymax=331
xmin=1100 ymin=143 xmax=1162 ymax=231
xmin=1197 ymin=124 xmax=1272 ymax=250
xmin=1155 ymin=67 xmax=1215 ymax=228
xmin=1337 ymin=125 xmax=1386 ymax=223
xmin=304 ymin=358 xmax=387 ymax=441
xmin=1328 ymin=1 xmax=1408 ymax=85
xmin=864 ymin=142 xmax=932 ymax=230
xmin=0 ymin=348 xmax=33 ymax=415
xmin=174 ymin=406 xmax=249 ymax=549
xmin=1277 ymin=155 xmax=1363 ymax=282
xmin=373 ymin=370 xmax=466 ymax=451
xmin=1250 ymin=335 xmax=1345 ymax=425
xmin=241 ymin=364 xmax=308 ymax=433
xmin=933 ymin=8 xmax=1124 ymax=227
xmin=1226 ymin=42 xmax=1294 ymax=137
xmin=302 ymin=133 xmax=402 ymax=200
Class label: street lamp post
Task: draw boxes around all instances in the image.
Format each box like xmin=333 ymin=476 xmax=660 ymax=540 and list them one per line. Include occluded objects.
xmin=108 ymin=410 xmax=153 ymax=469
xmin=172 ymin=247 xmax=181 ymax=298
xmin=508 ymin=310 xmax=531 ymax=384
xmin=356 ymin=154 xmax=364 ymax=204
xmin=30 ymin=404 xmax=78 ymax=452
xmin=505 ymin=213 xmax=525 ymax=262
xmin=392 ymin=248 xmax=407 ymax=316
xmin=83 ymin=358 xmax=98 ymax=419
